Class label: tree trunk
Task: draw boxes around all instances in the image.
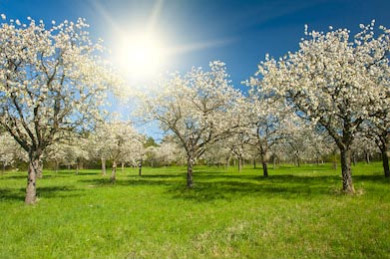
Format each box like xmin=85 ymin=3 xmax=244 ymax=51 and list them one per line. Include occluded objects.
xmin=55 ymin=161 xmax=59 ymax=173
xmin=75 ymin=162 xmax=79 ymax=175
xmin=238 ymin=157 xmax=242 ymax=172
xmin=25 ymin=158 xmax=40 ymax=204
xmin=121 ymin=162 xmax=125 ymax=172
xmin=111 ymin=160 xmax=117 ymax=183
xmin=365 ymin=151 xmax=370 ymax=164
xmin=273 ymin=157 xmax=276 ymax=169
xmin=253 ymin=159 xmax=256 ymax=169
xmin=332 ymin=152 xmax=337 ymax=170
xmin=381 ymin=147 xmax=390 ymax=178
xmin=260 ymin=151 xmax=269 ymax=177
xmin=101 ymin=158 xmax=106 ymax=176
xmin=37 ymin=159 xmax=43 ymax=178
xmin=262 ymin=161 xmax=268 ymax=177
xmin=340 ymin=148 xmax=354 ymax=193
xmin=2 ymin=163 xmax=5 ymax=174
xmin=225 ymin=157 xmax=230 ymax=169
xmin=187 ymin=157 xmax=194 ymax=188
xmin=138 ymin=159 xmax=143 ymax=176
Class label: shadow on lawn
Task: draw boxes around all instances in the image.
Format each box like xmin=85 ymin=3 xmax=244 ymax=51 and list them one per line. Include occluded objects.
xmin=82 ymin=169 xmax=389 ymax=202
xmin=79 ymin=172 xmax=343 ymax=202
xmin=0 ymin=185 xmax=84 ymax=202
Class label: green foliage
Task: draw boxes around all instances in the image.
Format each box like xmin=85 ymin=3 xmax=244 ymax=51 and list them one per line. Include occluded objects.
xmin=144 ymin=137 xmax=158 ymax=148
xmin=0 ymin=163 xmax=389 ymax=258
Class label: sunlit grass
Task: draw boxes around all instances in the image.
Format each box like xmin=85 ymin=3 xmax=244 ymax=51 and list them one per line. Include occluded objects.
xmin=0 ymin=162 xmax=389 ymax=258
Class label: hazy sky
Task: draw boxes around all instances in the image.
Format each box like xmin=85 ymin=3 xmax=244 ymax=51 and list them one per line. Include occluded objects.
xmin=1 ymin=0 xmax=389 ymax=139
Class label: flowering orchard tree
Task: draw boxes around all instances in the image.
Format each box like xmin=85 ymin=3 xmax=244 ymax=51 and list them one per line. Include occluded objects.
xmin=154 ymin=141 xmax=184 ymax=166
xmin=303 ymin=127 xmax=333 ymax=165
xmin=224 ymin=132 xmax=251 ymax=172
xmin=87 ymin=124 xmax=112 ymax=176
xmin=0 ymin=15 xmax=115 ymax=204
xmin=94 ymin=121 xmax=139 ymax=182
xmin=363 ymin=54 xmax=390 ymax=176
xmin=368 ymin=118 xmax=390 ymax=177
xmin=249 ymin=21 xmax=390 ymax=193
xmin=117 ymin=132 xmax=145 ymax=174
xmin=202 ymin=141 xmax=232 ymax=167
xmin=142 ymin=61 xmax=245 ymax=187
xmin=244 ymin=92 xmax=291 ymax=177
xmin=350 ymin=131 xmax=378 ymax=165
xmin=0 ymin=132 xmax=26 ymax=173
xmin=45 ymin=141 xmax=67 ymax=173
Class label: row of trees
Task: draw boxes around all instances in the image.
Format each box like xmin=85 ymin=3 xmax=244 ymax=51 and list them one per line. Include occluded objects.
xmin=0 ymin=14 xmax=389 ymax=203
xmin=139 ymin=20 xmax=390 ymax=193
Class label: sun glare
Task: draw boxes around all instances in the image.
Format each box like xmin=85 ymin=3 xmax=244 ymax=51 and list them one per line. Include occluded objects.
xmin=114 ymin=31 xmax=165 ymax=81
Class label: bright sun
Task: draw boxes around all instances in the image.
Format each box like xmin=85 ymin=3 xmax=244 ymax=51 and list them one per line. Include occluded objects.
xmin=114 ymin=31 xmax=165 ymax=81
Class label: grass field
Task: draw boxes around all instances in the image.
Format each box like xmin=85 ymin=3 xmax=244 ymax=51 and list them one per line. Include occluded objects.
xmin=0 ymin=162 xmax=389 ymax=258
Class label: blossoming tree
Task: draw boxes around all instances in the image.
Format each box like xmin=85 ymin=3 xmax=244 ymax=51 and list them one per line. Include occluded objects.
xmin=142 ymin=61 xmax=245 ymax=187
xmin=0 ymin=15 xmax=114 ymax=203
xmin=249 ymin=21 xmax=390 ymax=193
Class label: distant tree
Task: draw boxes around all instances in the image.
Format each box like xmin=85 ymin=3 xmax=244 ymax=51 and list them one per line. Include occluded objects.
xmin=144 ymin=137 xmax=158 ymax=148
xmin=244 ymin=92 xmax=291 ymax=177
xmin=141 ymin=61 xmax=245 ymax=187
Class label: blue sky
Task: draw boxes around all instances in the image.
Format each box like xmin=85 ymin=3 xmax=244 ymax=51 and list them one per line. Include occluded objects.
xmin=1 ymin=0 xmax=389 ymax=140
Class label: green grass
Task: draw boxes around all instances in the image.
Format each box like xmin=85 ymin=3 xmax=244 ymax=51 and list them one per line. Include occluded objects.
xmin=0 ymin=163 xmax=389 ymax=258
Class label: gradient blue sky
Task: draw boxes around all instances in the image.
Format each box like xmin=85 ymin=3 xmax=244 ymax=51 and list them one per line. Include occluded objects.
xmin=1 ymin=0 xmax=389 ymax=139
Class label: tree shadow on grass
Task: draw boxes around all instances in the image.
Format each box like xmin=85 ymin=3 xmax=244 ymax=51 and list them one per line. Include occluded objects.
xmin=0 ymin=185 xmax=84 ymax=202
xmin=168 ymin=178 xmax=336 ymax=202
xmin=75 ymin=171 xmax=100 ymax=176
xmin=36 ymin=186 xmax=84 ymax=198
xmin=1 ymin=174 xmax=26 ymax=180
xmin=78 ymin=173 xmax=341 ymax=202
xmin=79 ymin=177 xmax=182 ymax=187
xmin=78 ymin=170 xmax=389 ymax=202
xmin=354 ymin=174 xmax=390 ymax=183
xmin=0 ymin=188 xmax=25 ymax=201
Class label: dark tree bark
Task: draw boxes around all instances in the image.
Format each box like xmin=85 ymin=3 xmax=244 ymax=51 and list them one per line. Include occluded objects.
xmin=296 ymin=156 xmax=301 ymax=167
xmin=110 ymin=160 xmax=117 ymax=183
xmin=138 ymin=159 xmax=143 ymax=176
xmin=25 ymin=153 xmax=41 ymax=205
xmin=75 ymin=162 xmax=79 ymax=175
xmin=260 ymin=152 xmax=269 ymax=177
xmin=253 ymin=159 xmax=256 ymax=169
xmin=238 ymin=157 xmax=242 ymax=172
xmin=352 ymin=153 xmax=357 ymax=166
xmin=225 ymin=157 xmax=230 ymax=169
xmin=340 ymin=148 xmax=354 ymax=193
xmin=262 ymin=161 xmax=268 ymax=177
xmin=101 ymin=158 xmax=106 ymax=176
xmin=380 ymin=146 xmax=390 ymax=178
xmin=187 ymin=157 xmax=194 ymax=188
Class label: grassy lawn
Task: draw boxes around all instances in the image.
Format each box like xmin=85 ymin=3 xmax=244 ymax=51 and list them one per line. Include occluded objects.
xmin=0 ymin=163 xmax=389 ymax=258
